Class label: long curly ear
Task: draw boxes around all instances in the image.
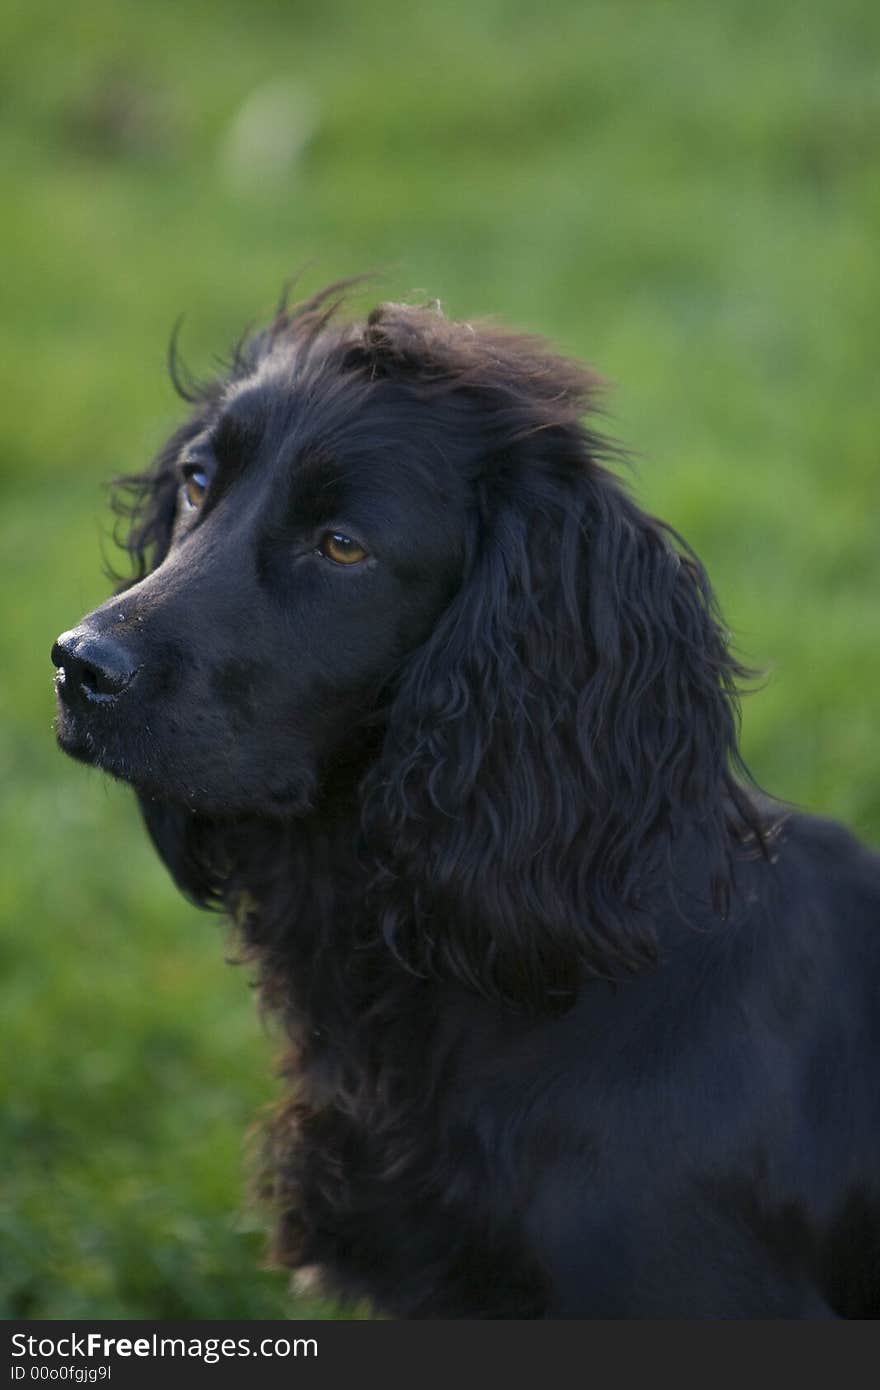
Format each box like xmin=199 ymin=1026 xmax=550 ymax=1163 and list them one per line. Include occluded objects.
xmin=363 ymin=432 xmax=762 ymax=1014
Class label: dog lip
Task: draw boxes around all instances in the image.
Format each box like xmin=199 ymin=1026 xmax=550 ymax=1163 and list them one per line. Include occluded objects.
xmin=53 ymin=714 xmax=90 ymax=761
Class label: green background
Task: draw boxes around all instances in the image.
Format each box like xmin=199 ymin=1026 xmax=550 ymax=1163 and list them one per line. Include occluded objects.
xmin=2 ymin=0 xmax=878 ymax=1318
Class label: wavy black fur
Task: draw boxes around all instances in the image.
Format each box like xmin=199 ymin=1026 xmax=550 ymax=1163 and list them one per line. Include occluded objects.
xmin=54 ymin=284 xmax=880 ymax=1317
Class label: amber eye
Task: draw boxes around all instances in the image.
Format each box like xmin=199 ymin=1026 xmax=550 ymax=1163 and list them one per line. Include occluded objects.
xmin=318 ymin=531 xmax=367 ymax=565
xmin=181 ymin=465 xmax=208 ymax=509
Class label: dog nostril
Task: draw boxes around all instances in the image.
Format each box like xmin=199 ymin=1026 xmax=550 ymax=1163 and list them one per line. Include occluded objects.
xmin=80 ymin=663 xmax=102 ymax=697
xmin=52 ymin=628 xmax=139 ymax=705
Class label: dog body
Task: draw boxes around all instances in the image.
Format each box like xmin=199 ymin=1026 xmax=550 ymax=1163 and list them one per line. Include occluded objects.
xmin=53 ymin=287 xmax=880 ymax=1317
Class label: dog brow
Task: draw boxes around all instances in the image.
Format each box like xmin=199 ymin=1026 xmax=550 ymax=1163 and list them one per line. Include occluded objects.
xmin=195 ymin=410 xmax=263 ymax=512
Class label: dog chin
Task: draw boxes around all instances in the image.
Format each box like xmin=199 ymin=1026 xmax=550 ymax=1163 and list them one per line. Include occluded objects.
xmin=131 ymin=770 xmax=317 ymax=820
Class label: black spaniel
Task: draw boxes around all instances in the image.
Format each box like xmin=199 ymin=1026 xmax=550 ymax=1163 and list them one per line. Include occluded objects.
xmin=53 ymin=284 xmax=880 ymax=1318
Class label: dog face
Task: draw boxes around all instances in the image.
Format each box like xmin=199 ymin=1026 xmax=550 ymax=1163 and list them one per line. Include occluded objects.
xmin=53 ymin=338 xmax=470 ymax=816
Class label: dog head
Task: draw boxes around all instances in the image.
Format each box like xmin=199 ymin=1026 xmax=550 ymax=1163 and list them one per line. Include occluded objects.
xmin=54 ymin=284 xmax=761 ymax=1008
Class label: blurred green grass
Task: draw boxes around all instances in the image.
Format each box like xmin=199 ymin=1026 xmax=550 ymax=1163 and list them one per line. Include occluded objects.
xmin=1 ymin=0 xmax=878 ymax=1319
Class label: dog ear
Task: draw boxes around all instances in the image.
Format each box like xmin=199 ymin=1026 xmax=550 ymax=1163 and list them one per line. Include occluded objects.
xmin=363 ymin=423 xmax=761 ymax=1014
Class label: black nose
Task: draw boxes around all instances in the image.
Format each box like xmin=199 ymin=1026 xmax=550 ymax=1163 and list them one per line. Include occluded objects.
xmin=52 ymin=627 xmax=140 ymax=707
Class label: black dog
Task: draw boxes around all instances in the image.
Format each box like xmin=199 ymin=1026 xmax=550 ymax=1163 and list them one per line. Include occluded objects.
xmin=53 ymin=284 xmax=880 ymax=1318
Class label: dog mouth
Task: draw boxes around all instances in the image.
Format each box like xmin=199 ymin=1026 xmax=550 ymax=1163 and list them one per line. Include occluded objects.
xmin=54 ymin=708 xmax=184 ymax=806
xmin=54 ymin=699 xmax=133 ymax=780
xmin=54 ymin=689 xmax=316 ymax=818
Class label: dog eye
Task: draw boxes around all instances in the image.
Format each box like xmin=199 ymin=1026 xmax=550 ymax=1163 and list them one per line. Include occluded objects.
xmin=181 ymin=465 xmax=208 ymax=510
xmin=318 ymin=532 xmax=368 ymax=565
